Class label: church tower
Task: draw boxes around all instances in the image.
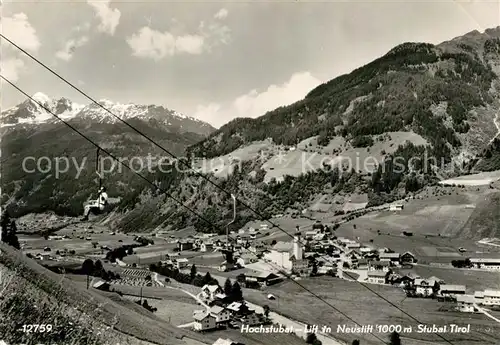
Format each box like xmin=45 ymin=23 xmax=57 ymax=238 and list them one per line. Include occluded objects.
xmin=293 ymin=233 xmax=302 ymax=260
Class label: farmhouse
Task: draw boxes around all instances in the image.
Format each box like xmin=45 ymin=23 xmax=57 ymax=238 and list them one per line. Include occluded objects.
xmin=356 ymin=259 xmax=369 ymax=270
xmin=483 ymin=289 xmax=500 ymax=306
xmin=244 ymin=270 xmax=282 ymax=287
xmin=367 ymin=271 xmax=387 ymax=284
xmin=390 ymin=204 xmax=404 ymax=211
xmin=209 ymin=306 xmax=231 ymax=324
xmin=379 ymin=252 xmax=400 ymax=264
xmin=236 ymin=253 xmax=258 ymax=267
xmin=200 ymin=242 xmax=214 ymax=252
xmin=456 ymin=295 xmax=478 ymax=313
xmin=240 ymin=312 xmax=261 ymax=326
xmin=193 ymin=311 xmax=217 ymax=331
xmin=438 ymin=285 xmax=466 ymax=299
xmin=175 ymin=258 xmax=189 ymax=269
xmin=200 ymin=284 xmax=224 ymax=303
xmin=369 ymin=260 xmax=391 ymax=272
xmin=474 ymin=291 xmax=484 ymax=304
xmin=177 ymin=239 xmax=194 ymax=251
xmin=400 ymin=252 xmax=417 ymax=264
xmin=92 ymin=280 xmax=110 ymax=291
xmin=414 ymin=279 xmax=438 ymax=297
xmin=470 ymin=258 xmax=500 ymax=270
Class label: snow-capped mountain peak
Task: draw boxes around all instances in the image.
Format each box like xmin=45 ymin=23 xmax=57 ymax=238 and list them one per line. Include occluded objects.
xmin=1 ymin=94 xmax=215 ymax=136
xmin=31 ymin=92 xmax=53 ymax=106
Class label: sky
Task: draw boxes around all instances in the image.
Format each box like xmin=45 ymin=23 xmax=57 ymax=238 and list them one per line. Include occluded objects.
xmin=1 ymin=0 xmax=499 ymax=128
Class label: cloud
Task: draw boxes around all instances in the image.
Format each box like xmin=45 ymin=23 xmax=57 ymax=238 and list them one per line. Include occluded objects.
xmin=214 ymin=8 xmax=229 ymax=19
xmin=1 ymin=13 xmax=41 ymax=52
xmin=87 ymin=0 xmax=121 ymax=35
xmin=55 ymin=36 xmax=89 ymax=61
xmin=127 ymin=14 xmax=230 ymax=60
xmin=0 ymin=58 xmax=25 ymax=82
xmin=193 ymin=72 xmax=322 ymax=128
xmin=126 ymin=27 xmax=205 ymax=60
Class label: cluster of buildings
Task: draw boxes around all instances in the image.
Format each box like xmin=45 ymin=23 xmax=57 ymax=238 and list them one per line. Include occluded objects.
xmin=192 ymin=284 xmax=266 ymax=332
xmin=456 ymin=290 xmax=500 ymax=312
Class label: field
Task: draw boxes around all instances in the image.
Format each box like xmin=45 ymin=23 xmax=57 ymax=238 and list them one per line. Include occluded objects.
xmin=19 ymin=222 xmax=137 ymax=256
xmin=334 ymin=186 xmax=500 ymax=265
xmin=439 ymin=169 xmax=500 ymax=186
xmin=243 ymin=276 xmax=500 ymax=345
xmin=394 ymin=265 xmax=500 ymax=292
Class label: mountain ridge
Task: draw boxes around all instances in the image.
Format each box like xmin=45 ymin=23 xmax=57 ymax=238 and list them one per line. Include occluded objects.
xmin=1 ymin=92 xmax=215 ymax=136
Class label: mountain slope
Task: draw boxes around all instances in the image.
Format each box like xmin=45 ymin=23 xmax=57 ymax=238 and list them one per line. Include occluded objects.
xmin=188 ymin=28 xmax=500 ymax=168
xmin=0 ymin=242 xmax=208 ymax=345
xmin=107 ymin=27 xmax=500 ymax=234
xmin=0 ymin=96 xmax=215 ymax=217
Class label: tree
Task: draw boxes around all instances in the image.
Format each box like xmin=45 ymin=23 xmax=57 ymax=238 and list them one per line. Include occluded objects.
xmin=389 ymin=331 xmax=401 ymax=345
xmin=94 ymin=259 xmax=104 ymax=273
xmin=0 ymin=211 xmax=20 ymax=249
xmin=190 ymin=264 xmax=197 ymax=281
xmin=231 ymin=282 xmax=243 ymax=301
xmin=81 ymin=259 xmax=95 ymax=275
xmin=224 ymin=278 xmax=232 ymax=296
xmin=263 ymin=305 xmax=270 ymax=319
xmin=311 ymin=260 xmax=318 ymax=276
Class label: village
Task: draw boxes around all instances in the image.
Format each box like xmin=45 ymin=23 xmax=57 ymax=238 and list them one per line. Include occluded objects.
xmin=17 ymin=200 xmax=500 ymax=345
xmin=80 ymin=214 xmax=500 ymax=342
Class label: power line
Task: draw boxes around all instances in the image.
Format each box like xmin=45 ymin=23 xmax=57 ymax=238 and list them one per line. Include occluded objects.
xmin=1 ymin=34 xmax=458 ymax=345
xmin=1 ymin=75 xmax=387 ymax=344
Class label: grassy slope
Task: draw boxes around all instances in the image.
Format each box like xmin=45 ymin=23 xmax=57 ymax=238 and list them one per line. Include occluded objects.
xmin=0 ymin=243 xmax=208 ymax=345
xmin=459 ymin=191 xmax=500 ymax=239
xmin=244 ymin=277 xmax=500 ymax=345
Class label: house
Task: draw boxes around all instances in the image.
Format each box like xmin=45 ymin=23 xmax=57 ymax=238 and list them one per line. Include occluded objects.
xmin=470 ymin=258 xmax=500 ymax=270
xmin=305 ymin=231 xmax=318 ymax=240
xmin=92 ymin=280 xmax=110 ymax=291
xmin=400 ymin=252 xmax=417 ymax=264
xmin=438 ymin=285 xmax=466 ymax=299
xmin=219 ymin=261 xmax=238 ymax=272
xmin=367 ymin=271 xmax=387 ymax=284
xmin=200 ymin=284 xmax=223 ymax=302
xmin=379 ymin=252 xmax=400 ymax=264
xmin=212 ymin=338 xmax=244 ymax=345
xmin=209 ymin=306 xmax=231 ymax=324
xmin=226 ymin=301 xmax=253 ymax=316
xmin=236 ymin=253 xmax=257 ymax=267
xmin=356 ymin=259 xmax=369 ymax=270
xmin=177 ymin=239 xmax=194 ymax=251
xmin=474 ymin=291 xmax=484 ymax=304
xmin=483 ymin=289 xmax=500 ymax=306
xmin=456 ymin=295 xmax=478 ymax=313
xmin=244 ymin=270 xmax=282 ymax=287
xmin=193 ymin=311 xmax=217 ymax=331
xmin=175 ymin=258 xmax=189 ymax=269
xmin=200 ymin=242 xmax=214 ymax=252
xmin=390 ymin=204 xmax=404 ymax=211
xmin=369 ymin=260 xmax=391 ymax=272
xmin=346 ymin=242 xmax=361 ymax=249
xmin=414 ymin=279 xmax=438 ymax=297
xmin=240 ymin=311 xmax=261 ymax=326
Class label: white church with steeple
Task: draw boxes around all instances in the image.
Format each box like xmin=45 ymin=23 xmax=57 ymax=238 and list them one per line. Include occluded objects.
xmin=263 ymin=231 xmax=309 ymax=275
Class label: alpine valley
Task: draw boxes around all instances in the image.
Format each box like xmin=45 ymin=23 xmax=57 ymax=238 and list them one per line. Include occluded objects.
xmin=3 ymin=27 xmax=500 ymax=235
